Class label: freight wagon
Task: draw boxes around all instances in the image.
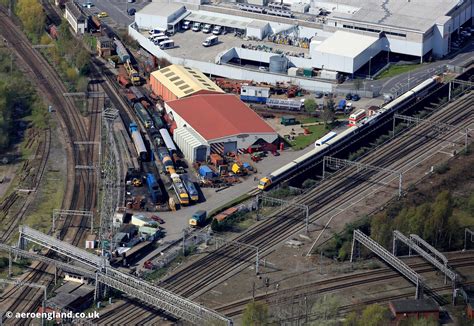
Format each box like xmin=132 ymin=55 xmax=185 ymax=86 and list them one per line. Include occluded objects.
xmin=129 ymin=122 xmax=147 ymax=161
xmin=146 ymin=173 xmax=163 ymax=203
xmin=133 ymin=102 xmax=153 ymax=128
xmin=114 ymin=39 xmax=130 ymax=63
xmin=214 ymin=207 xmax=239 ymax=222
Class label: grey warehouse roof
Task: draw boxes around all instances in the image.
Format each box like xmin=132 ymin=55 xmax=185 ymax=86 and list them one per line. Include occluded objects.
xmin=390 ymin=299 xmax=439 ymax=313
xmin=137 ymin=2 xmax=185 ymax=17
xmin=187 ymin=12 xmax=251 ymax=30
xmin=327 ymin=0 xmax=461 ymax=32
xmin=313 ymin=30 xmax=378 ymax=58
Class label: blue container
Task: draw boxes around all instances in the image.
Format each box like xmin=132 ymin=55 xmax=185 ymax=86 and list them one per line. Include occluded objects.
xmin=199 ymin=165 xmax=214 ymax=179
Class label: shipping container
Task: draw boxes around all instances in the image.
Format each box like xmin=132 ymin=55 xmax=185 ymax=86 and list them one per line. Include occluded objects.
xmin=199 ymin=165 xmax=214 ymax=179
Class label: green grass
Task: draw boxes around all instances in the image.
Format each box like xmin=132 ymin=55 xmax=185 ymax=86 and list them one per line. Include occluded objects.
xmin=375 ymin=63 xmax=424 ymax=80
xmin=290 ymin=124 xmax=328 ymax=150
xmin=300 ymin=117 xmax=321 ymax=124
xmin=23 ymin=169 xmax=65 ymax=235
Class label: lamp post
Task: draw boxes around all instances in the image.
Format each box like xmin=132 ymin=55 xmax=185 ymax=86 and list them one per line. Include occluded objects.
xmin=386 ymin=44 xmax=390 ymax=64
xmin=368 ymin=56 xmax=373 ymax=80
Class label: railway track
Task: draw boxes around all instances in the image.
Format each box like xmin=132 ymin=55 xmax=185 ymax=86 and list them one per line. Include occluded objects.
xmin=0 ymin=8 xmax=100 ymax=322
xmin=216 ymin=254 xmax=474 ymax=317
xmin=95 ymin=90 xmax=471 ymax=323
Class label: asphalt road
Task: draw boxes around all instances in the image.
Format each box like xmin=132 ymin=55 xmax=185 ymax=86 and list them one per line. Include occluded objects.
xmin=81 ymin=0 xmax=149 ymax=29
xmin=340 ymin=38 xmax=474 ymax=97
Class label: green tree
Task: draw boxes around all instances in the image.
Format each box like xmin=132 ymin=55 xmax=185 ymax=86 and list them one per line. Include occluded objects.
xmin=304 ymin=98 xmax=317 ymax=113
xmin=16 ymin=0 xmax=45 ymax=40
xmin=321 ymin=97 xmax=335 ymax=128
xmin=302 ymin=179 xmax=317 ymax=189
xmin=360 ymin=304 xmax=388 ymax=326
xmin=399 ymin=316 xmax=438 ymax=326
xmin=75 ymin=49 xmax=91 ymax=74
xmin=242 ymin=301 xmax=269 ymax=326
xmin=210 ymin=218 xmax=219 ymax=231
xmin=370 ymin=213 xmax=392 ymax=248
xmin=343 ymin=311 xmax=358 ymax=326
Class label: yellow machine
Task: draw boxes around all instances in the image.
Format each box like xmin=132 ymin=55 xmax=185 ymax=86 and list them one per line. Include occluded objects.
xmin=124 ymin=59 xmax=140 ymax=85
xmin=257 ymin=177 xmax=271 ymax=190
xmin=132 ymin=178 xmax=142 ymax=187
xmin=231 ymin=163 xmax=242 ymax=174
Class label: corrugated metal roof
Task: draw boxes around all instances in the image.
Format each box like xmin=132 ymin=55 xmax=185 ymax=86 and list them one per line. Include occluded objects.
xmin=314 ymin=31 xmax=378 ymax=59
xmin=151 ymin=65 xmax=224 ymax=99
xmin=174 ymin=127 xmax=208 ymax=148
xmin=167 ymin=94 xmax=276 ymax=141
xmin=137 ymin=2 xmax=184 ymax=17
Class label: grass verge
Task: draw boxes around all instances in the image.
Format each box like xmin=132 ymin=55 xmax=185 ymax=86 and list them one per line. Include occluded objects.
xmin=375 ymin=63 xmax=424 ymax=80
xmin=290 ymin=124 xmax=327 ymax=150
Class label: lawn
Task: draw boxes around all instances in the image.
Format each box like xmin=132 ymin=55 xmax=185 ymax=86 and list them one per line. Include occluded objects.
xmin=375 ymin=63 xmax=424 ymax=80
xmin=300 ymin=116 xmax=321 ymax=124
xmin=290 ymin=124 xmax=328 ymax=150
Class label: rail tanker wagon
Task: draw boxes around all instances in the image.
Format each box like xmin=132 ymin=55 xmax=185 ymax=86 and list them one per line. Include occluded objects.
xmin=133 ymin=102 xmax=153 ymax=129
xmin=129 ymin=122 xmax=148 ymax=161
xmin=182 ymin=178 xmax=199 ymax=202
xmin=159 ymin=128 xmax=177 ymax=153
xmin=146 ymin=173 xmax=163 ymax=203
xmin=114 ymin=39 xmax=130 ymax=63
xmin=157 ymin=147 xmax=175 ymax=173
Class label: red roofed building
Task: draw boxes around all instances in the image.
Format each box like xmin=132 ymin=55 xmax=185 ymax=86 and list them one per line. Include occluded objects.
xmin=164 ymin=94 xmax=278 ymax=162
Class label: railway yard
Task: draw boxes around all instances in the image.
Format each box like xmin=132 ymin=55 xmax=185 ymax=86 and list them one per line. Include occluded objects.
xmin=0 ymin=0 xmax=473 ymax=325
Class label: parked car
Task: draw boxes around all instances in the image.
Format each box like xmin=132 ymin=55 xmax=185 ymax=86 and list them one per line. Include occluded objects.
xmin=97 ymin=12 xmax=108 ymax=18
xmin=182 ymin=21 xmax=191 ymax=30
xmin=352 ymin=94 xmax=360 ymax=101
xmin=258 ymin=66 xmax=268 ymax=72
xmin=82 ymin=1 xmax=93 ymax=8
xmin=345 ymin=93 xmax=352 ymax=100
xmin=315 ymin=91 xmax=323 ymax=98
xmin=127 ymin=8 xmax=136 ymax=15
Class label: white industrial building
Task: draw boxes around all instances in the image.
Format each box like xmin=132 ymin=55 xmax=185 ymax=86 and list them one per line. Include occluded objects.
xmin=134 ymin=3 xmax=189 ymax=34
xmin=129 ymin=0 xmax=473 ymax=83
xmin=311 ymin=31 xmax=382 ymax=74
xmin=165 ymin=94 xmax=278 ymax=162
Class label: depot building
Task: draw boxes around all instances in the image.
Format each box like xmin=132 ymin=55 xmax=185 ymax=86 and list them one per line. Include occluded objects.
xmin=164 ymin=94 xmax=278 ymax=162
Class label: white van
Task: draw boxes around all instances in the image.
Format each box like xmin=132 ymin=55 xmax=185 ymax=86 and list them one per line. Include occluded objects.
xmin=212 ymin=25 xmax=223 ymax=35
xmin=153 ymin=36 xmax=169 ymax=45
xmin=202 ymin=35 xmax=218 ymax=47
xmin=192 ymin=22 xmax=201 ymax=32
xmin=202 ymin=24 xmax=212 ymax=33
xmin=148 ymin=29 xmax=164 ymax=35
xmin=149 ymin=32 xmax=166 ymax=40
xmin=159 ymin=40 xmax=175 ymax=49
xmin=182 ymin=21 xmax=191 ymax=30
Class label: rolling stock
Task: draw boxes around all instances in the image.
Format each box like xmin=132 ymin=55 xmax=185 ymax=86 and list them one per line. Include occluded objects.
xmin=171 ymin=173 xmax=189 ymax=205
xmin=159 ymin=128 xmax=177 ymax=153
xmin=133 ymin=102 xmax=153 ymax=129
xmin=258 ymin=76 xmax=440 ymax=190
xmin=146 ymin=173 xmax=163 ymax=204
xmin=129 ymin=122 xmax=147 ymax=161
xmin=182 ymin=178 xmax=199 ymax=202
xmin=157 ymin=147 xmax=175 ymax=173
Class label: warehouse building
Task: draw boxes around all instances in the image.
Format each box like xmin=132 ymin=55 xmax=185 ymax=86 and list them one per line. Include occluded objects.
xmin=150 ymin=65 xmax=224 ymax=102
xmin=310 ymin=31 xmax=382 ymax=74
xmin=165 ymin=94 xmax=278 ymax=162
xmin=134 ymin=3 xmax=189 ymax=34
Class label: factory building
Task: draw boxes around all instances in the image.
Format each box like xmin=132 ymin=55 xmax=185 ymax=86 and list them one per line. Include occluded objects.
xmin=165 ymin=94 xmax=278 ymax=162
xmin=150 ymin=65 xmax=224 ymax=102
xmin=311 ymin=31 xmax=382 ymax=74
xmin=134 ymin=3 xmax=189 ymax=34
